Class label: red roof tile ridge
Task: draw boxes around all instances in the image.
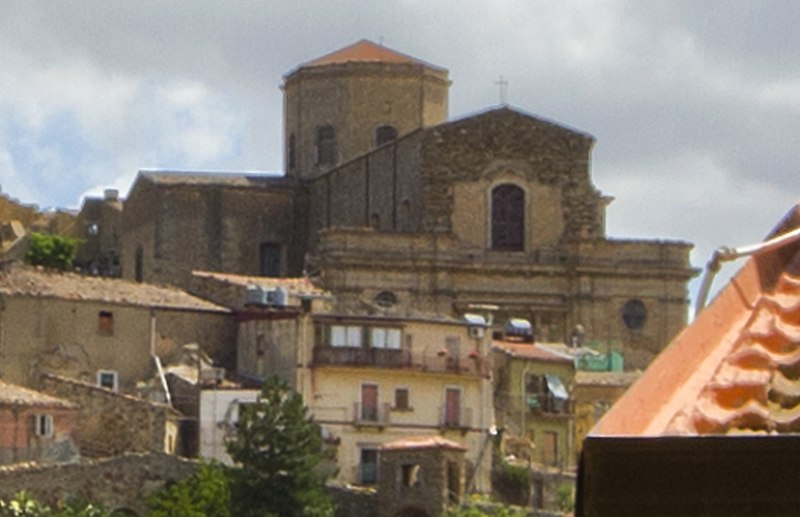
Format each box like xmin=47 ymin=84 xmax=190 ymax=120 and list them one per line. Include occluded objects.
xmin=303 ymin=40 xmax=426 ymax=68
xmin=690 ymin=397 xmax=772 ymax=433
xmin=737 ymin=341 xmax=800 ymax=368
xmin=708 ymin=361 xmax=772 ymax=387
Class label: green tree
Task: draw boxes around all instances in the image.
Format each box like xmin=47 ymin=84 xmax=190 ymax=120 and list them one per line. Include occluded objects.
xmin=25 ymin=233 xmax=77 ymax=271
xmin=225 ymin=375 xmax=333 ymax=517
xmin=147 ymin=462 xmax=231 ymax=517
xmin=0 ymin=492 xmax=112 ymax=517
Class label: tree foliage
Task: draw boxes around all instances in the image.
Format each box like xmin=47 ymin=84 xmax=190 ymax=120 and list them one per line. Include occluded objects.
xmin=225 ymin=375 xmax=333 ymax=517
xmin=0 ymin=492 xmax=111 ymax=517
xmin=25 ymin=233 xmax=77 ymax=271
xmin=147 ymin=462 xmax=231 ymax=517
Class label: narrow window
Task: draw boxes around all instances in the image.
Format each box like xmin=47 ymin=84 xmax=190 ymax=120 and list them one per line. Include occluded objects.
xmin=361 ymin=383 xmax=379 ymax=422
xmin=394 ymin=388 xmax=410 ymax=410
xmin=97 ymin=370 xmax=118 ymax=392
xmin=33 ymin=414 xmax=53 ymax=437
xmin=360 ymin=448 xmax=379 ymax=485
xmin=444 ymin=387 xmax=461 ymax=427
xmin=543 ymin=431 xmax=559 ymax=466
xmin=98 ymin=311 xmax=114 ymax=336
xmin=375 ymin=125 xmax=398 ymax=146
xmin=288 ymin=133 xmax=296 ymax=170
xmin=316 ymin=125 xmax=337 ymax=166
xmin=134 ymin=245 xmax=143 ymax=282
xmin=402 ymin=464 xmax=421 ymax=487
xmin=491 ymin=184 xmax=525 ymax=251
xmin=259 ymin=243 xmax=281 ymax=277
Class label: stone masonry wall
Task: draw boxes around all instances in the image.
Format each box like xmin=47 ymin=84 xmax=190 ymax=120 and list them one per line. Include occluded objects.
xmin=0 ymin=453 xmax=198 ymax=516
xmin=39 ymin=374 xmax=175 ymax=458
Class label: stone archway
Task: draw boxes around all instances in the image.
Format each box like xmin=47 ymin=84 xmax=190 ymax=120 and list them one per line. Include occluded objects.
xmin=393 ymin=506 xmax=431 ymax=517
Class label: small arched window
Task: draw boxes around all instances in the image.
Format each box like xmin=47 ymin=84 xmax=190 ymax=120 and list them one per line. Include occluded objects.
xmin=288 ymin=133 xmax=296 ymax=170
xmin=375 ymin=125 xmax=398 ymax=147
xmin=316 ymin=125 xmax=337 ymax=166
xmin=491 ymin=184 xmax=525 ymax=250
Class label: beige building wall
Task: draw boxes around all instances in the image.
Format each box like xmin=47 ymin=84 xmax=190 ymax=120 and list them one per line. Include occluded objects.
xmin=0 ymin=296 xmax=232 ymax=391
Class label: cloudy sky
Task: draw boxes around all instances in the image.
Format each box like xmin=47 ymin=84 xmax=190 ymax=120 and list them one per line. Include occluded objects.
xmin=1 ymin=1 xmax=798 ymax=304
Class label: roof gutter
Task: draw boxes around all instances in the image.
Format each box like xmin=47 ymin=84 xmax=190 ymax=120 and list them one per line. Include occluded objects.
xmin=695 ymin=226 xmax=800 ymax=318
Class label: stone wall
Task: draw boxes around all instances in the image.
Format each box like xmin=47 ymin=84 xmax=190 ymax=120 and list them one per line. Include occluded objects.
xmin=0 ymin=453 xmax=198 ymax=516
xmin=39 ymin=374 xmax=178 ymax=458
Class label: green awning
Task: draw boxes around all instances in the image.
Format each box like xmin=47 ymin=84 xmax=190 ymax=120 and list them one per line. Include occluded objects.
xmin=545 ymin=374 xmax=568 ymax=400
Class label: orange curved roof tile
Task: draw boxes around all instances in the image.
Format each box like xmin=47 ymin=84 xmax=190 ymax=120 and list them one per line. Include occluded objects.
xmin=593 ymin=201 xmax=800 ymax=437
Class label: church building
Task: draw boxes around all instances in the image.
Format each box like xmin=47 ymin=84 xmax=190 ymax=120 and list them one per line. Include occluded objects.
xmin=118 ymin=40 xmax=695 ymax=369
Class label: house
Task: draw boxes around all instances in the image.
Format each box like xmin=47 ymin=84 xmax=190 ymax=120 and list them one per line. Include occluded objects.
xmin=0 ymin=263 xmax=234 ymax=392
xmin=0 ymin=379 xmax=79 ymax=465
xmin=71 ymin=189 xmax=123 ymax=277
xmin=189 ymin=270 xmax=494 ymax=491
xmin=577 ymin=202 xmax=800 ymax=515
xmin=114 ymin=40 xmax=696 ymax=371
xmin=40 ymin=373 xmax=180 ymax=458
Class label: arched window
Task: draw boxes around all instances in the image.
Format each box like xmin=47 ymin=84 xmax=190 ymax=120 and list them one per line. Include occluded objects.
xmin=288 ymin=133 xmax=296 ymax=170
xmin=316 ymin=125 xmax=337 ymax=166
xmin=491 ymin=184 xmax=525 ymax=250
xmin=375 ymin=125 xmax=398 ymax=146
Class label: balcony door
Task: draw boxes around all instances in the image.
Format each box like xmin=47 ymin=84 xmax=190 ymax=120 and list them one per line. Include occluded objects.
xmin=444 ymin=387 xmax=461 ymax=427
xmin=361 ymin=383 xmax=379 ymax=422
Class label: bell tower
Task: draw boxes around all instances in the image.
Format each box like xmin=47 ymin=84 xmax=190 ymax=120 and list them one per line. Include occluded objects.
xmin=282 ymin=40 xmax=450 ymax=180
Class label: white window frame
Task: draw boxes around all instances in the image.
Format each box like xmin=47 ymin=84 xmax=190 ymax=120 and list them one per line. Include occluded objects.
xmin=33 ymin=414 xmax=53 ymax=438
xmin=331 ymin=325 xmax=362 ymax=348
xmin=370 ymin=327 xmax=401 ymax=349
xmin=97 ymin=370 xmax=119 ymax=392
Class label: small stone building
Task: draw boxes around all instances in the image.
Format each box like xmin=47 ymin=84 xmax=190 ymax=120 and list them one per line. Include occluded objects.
xmin=378 ymin=436 xmax=466 ymax=517
xmin=0 ymin=379 xmax=79 ymax=465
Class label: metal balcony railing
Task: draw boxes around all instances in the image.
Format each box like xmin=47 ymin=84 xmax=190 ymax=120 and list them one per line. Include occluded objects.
xmin=313 ymin=346 xmax=411 ymax=368
xmin=439 ymin=406 xmax=473 ymax=430
xmin=353 ymin=402 xmax=391 ymax=426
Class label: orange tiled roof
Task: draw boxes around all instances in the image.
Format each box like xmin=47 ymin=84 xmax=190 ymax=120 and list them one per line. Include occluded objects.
xmin=492 ymin=341 xmax=574 ymax=363
xmin=0 ymin=380 xmax=75 ymax=409
xmin=302 ymin=39 xmax=433 ymax=68
xmin=593 ymin=204 xmax=800 ymax=437
xmin=381 ymin=435 xmax=466 ymax=451
xmin=192 ymin=270 xmax=328 ymax=298
xmin=0 ymin=264 xmax=229 ymax=313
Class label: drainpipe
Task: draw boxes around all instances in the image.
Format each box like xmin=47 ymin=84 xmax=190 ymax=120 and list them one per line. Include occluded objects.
xmin=151 ymin=312 xmax=172 ymax=406
xmin=695 ymin=226 xmax=800 ymax=318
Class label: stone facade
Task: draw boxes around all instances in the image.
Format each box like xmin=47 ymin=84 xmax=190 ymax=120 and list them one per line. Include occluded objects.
xmin=116 ymin=40 xmax=695 ymax=370
xmin=121 ymin=172 xmax=304 ymax=288
xmin=72 ymin=189 xmax=123 ymax=276
xmin=283 ymin=40 xmax=449 ymax=180
xmin=39 ymin=374 xmax=179 ymax=458
xmin=0 ymin=453 xmax=198 ymax=516
xmin=377 ymin=437 xmax=467 ymax=517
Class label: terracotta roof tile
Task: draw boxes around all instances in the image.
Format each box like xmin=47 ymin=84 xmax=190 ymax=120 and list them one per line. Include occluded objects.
xmin=0 ymin=265 xmax=229 ymax=313
xmin=0 ymin=380 xmax=75 ymax=409
xmin=593 ymin=204 xmax=800 ymax=437
xmin=303 ymin=39 xmax=431 ymax=68
xmin=192 ymin=270 xmax=329 ymax=298
xmin=381 ymin=435 xmax=466 ymax=451
xmin=492 ymin=341 xmax=574 ymax=363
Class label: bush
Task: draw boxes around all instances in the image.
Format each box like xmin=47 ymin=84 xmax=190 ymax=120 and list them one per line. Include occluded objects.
xmin=25 ymin=233 xmax=77 ymax=271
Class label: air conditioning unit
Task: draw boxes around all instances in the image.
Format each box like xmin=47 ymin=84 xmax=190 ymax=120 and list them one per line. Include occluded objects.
xmin=245 ymin=286 xmax=268 ymax=306
xmin=265 ymin=287 xmax=288 ymax=307
xmin=469 ymin=326 xmax=485 ymax=339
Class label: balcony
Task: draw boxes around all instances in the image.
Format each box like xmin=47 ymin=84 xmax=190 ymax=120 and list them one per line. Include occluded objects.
xmin=313 ymin=346 xmax=411 ymax=368
xmin=439 ymin=406 xmax=473 ymax=430
xmin=353 ymin=402 xmax=391 ymax=427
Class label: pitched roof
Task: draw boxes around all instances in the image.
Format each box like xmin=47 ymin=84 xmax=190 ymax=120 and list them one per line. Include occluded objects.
xmin=302 ymin=39 xmax=439 ymax=69
xmin=381 ymin=435 xmax=466 ymax=452
xmin=192 ymin=270 xmax=329 ymax=298
xmin=593 ymin=203 xmax=800 ymax=437
xmin=0 ymin=380 xmax=75 ymax=409
xmin=139 ymin=170 xmax=293 ymax=188
xmin=0 ymin=265 xmax=229 ymax=313
xmin=492 ymin=341 xmax=575 ymax=364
